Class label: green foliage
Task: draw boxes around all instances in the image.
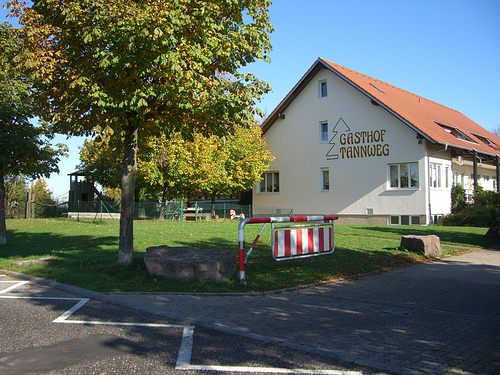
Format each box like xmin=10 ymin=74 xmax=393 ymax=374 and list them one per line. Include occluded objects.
xmin=4 ymin=175 xmax=28 ymax=218
xmin=0 ymin=22 xmax=66 ymax=179
xmin=0 ymin=22 xmax=67 ymax=244
xmin=451 ymin=183 xmax=466 ymax=214
xmin=443 ymin=184 xmax=500 ymax=227
xmin=474 ymin=188 xmax=500 ymax=208
xmin=10 ymin=0 xmax=273 ymax=137
xmin=80 ymin=125 xmax=273 ymax=202
xmin=32 ymin=178 xmax=55 ymax=217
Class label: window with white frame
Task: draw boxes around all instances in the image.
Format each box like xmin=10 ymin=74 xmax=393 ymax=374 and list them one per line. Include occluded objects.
xmin=389 ymin=163 xmax=419 ymax=189
xmin=321 ymin=167 xmax=330 ymax=191
xmin=259 ymin=172 xmax=279 ymax=193
xmin=319 ymin=80 xmax=328 ymax=97
xmin=445 ymin=166 xmax=450 ymax=188
xmin=320 ymin=121 xmax=329 ymax=143
xmin=430 ymin=163 xmax=445 ymax=188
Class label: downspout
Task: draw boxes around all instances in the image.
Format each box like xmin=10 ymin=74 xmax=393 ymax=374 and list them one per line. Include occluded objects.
xmin=496 ymin=155 xmax=500 ymax=193
xmin=427 ymin=143 xmax=448 ymax=225
xmin=472 ymin=149 xmax=478 ymax=197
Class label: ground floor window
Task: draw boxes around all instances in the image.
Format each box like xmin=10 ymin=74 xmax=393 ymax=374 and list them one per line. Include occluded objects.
xmin=390 ymin=215 xmax=421 ymax=225
xmin=389 ymin=163 xmax=419 ymax=189
xmin=260 ymin=172 xmax=280 ymax=193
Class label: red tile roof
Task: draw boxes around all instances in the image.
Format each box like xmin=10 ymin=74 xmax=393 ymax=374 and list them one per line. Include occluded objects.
xmin=262 ymin=58 xmax=500 ymax=158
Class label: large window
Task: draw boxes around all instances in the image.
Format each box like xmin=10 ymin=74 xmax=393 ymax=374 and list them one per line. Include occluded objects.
xmin=389 ymin=163 xmax=419 ymax=189
xmin=260 ymin=172 xmax=280 ymax=193
xmin=321 ymin=167 xmax=330 ymax=191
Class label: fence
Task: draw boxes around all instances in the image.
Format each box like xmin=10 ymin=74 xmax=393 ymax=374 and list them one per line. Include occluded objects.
xmin=15 ymin=200 xmax=252 ymax=220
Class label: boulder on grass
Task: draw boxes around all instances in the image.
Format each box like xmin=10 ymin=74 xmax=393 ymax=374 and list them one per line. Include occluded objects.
xmin=144 ymin=245 xmax=235 ymax=282
xmin=400 ymin=235 xmax=441 ymax=257
xmin=485 ymin=217 xmax=500 ymax=238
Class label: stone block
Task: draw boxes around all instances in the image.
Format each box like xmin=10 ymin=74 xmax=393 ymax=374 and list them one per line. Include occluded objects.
xmin=144 ymin=245 xmax=235 ymax=282
xmin=400 ymin=235 xmax=441 ymax=257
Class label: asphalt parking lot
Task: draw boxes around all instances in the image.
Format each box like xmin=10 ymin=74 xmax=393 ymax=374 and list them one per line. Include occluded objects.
xmin=0 ymin=276 xmax=365 ymax=375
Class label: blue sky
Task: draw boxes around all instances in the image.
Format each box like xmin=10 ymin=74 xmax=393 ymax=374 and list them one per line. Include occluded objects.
xmin=2 ymin=0 xmax=500 ymax=198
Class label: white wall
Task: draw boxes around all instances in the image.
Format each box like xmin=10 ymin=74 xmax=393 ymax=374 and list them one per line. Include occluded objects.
xmin=254 ymin=68 xmax=429 ymax=220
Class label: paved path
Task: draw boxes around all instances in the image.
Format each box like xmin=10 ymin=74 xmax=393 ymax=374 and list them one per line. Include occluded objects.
xmin=112 ymin=249 xmax=500 ymax=375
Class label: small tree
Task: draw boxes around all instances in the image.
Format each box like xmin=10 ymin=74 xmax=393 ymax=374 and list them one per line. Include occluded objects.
xmin=31 ymin=178 xmax=55 ymax=217
xmin=0 ymin=22 xmax=66 ymax=245
xmin=4 ymin=175 xmax=28 ymax=219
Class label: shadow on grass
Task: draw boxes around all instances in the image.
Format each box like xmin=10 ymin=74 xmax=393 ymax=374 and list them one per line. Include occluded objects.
xmin=1 ymin=229 xmax=118 ymax=259
xmin=357 ymin=226 xmax=497 ymax=248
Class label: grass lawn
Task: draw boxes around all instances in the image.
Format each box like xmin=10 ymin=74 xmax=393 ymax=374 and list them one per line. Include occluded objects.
xmin=0 ymin=218 xmax=496 ymax=293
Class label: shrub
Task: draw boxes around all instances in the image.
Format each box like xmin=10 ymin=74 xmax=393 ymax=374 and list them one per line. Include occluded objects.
xmin=443 ymin=185 xmax=500 ymax=227
xmin=451 ymin=184 xmax=466 ymax=213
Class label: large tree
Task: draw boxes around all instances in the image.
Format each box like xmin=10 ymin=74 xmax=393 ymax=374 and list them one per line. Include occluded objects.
xmin=0 ymin=22 xmax=66 ymax=245
xmin=9 ymin=0 xmax=272 ymax=265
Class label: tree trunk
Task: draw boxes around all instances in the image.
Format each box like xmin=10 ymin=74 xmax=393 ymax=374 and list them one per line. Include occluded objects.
xmin=0 ymin=171 xmax=7 ymax=245
xmin=117 ymin=124 xmax=138 ymax=266
xmin=159 ymin=183 xmax=168 ymax=220
xmin=211 ymin=192 xmax=217 ymax=219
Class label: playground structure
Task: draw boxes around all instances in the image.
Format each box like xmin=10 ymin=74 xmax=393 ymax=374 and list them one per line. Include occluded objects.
xmin=237 ymin=214 xmax=339 ymax=284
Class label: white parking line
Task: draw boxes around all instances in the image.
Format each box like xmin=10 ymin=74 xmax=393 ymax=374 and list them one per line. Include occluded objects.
xmin=0 ymin=280 xmax=29 ymax=295
xmin=183 ymin=365 xmax=362 ymax=374
xmin=0 ymin=279 xmax=363 ymax=375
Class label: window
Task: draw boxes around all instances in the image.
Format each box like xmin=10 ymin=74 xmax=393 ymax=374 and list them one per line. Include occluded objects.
xmin=472 ymin=133 xmax=498 ymax=149
xmin=389 ymin=163 xmax=419 ymax=189
xmin=321 ymin=167 xmax=330 ymax=191
xmin=429 ymin=163 xmax=450 ymax=188
xmin=320 ymin=122 xmax=329 ymax=142
xmin=390 ymin=215 xmax=421 ymax=225
xmin=319 ymin=80 xmax=328 ymax=97
xmin=436 ymin=122 xmax=476 ymax=143
xmin=260 ymin=172 xmax=279 ymax=193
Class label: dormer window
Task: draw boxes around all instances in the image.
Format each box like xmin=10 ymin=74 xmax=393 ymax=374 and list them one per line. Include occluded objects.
xmin=472 ymin=133 xmax=499 ymax=149
xmin=319 ymin=80 xmax=328 ymax=97
xmin=436 ymin=122 xmax=476 ymax=143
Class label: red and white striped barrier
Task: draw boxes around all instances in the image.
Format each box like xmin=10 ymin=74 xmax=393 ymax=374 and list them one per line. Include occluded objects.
xmin=238 ymin=215 xmax=338 ymax=284
xmin=273 ymin=226 xmax=333 ymax=260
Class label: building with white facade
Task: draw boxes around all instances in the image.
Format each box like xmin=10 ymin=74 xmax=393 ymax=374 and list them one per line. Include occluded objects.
xmin=253 ymin=58 xmax=500 ymax=225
